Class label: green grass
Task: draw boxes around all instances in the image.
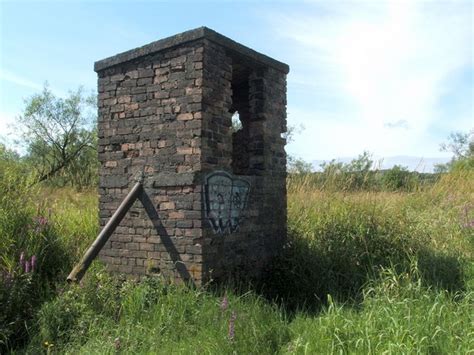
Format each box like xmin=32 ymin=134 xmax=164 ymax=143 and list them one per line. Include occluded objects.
xmin=286 ymin=270 xmax=473 ymax=354
xmin=29 ymin=273 xmax=289 ymax=354
xmin=1 ymin=169 xmax=473 ymax=354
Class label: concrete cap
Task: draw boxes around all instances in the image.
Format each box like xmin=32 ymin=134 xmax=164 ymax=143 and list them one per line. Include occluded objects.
xmin=94 ymin=26 xmax=289 ymax=74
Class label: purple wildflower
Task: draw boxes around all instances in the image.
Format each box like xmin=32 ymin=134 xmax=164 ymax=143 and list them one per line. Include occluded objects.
xmin=31 ymin=255 xmax=37 ymax=272
xmin=33 ymin=216 xmax=48 ymax=233
xmin=25 ymin=260 xmax=31 ymax=273
xmin=228 ymin=311 xmax=237 ymax=342
xmin=463 ymin=220 xmax=474 ymax=229
xmin=220 ymin=294 xmax=228 ymax=312
xmin=19 ymin=252 xmax=25 ymax=269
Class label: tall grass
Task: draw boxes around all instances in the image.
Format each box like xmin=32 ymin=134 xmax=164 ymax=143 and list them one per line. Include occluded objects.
xmin=286 ymin=269 xmax=473 ymax=354
xmin=0 ymin=162 xmax=98 ymax=350
xmin=1 ymin=166 xmax=473 ymax=353
xmin=27 ymin=270 xmax=289 ymax=354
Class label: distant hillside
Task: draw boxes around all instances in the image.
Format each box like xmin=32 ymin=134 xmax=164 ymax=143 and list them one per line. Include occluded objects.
xmin=312 ymin=156 xmax=451 ymax=173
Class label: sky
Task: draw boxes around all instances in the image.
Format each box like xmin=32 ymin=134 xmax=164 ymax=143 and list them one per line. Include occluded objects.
xmin=0 ymin=0 xmax=472 ymax=170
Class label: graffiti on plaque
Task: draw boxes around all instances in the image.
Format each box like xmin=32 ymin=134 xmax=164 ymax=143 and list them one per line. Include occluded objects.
xmin=204 ymin=171 xmax=250 ymax=235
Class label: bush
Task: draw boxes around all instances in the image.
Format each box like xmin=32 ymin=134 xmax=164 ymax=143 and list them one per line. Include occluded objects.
xmin=37 ymin=287 xmax=97 ymax=348
xmin=381 ymin=165 xmax=419 ymax=191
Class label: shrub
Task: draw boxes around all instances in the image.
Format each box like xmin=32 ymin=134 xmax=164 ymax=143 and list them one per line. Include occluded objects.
xmin=37 ymin=287 xmax=96 ymax=348
xmin=381 ymin=165 xmax=419 ymax=191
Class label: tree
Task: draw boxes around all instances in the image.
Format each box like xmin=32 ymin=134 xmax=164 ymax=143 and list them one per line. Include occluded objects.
xmin=287 ymin=155 xmax=313 ymax=174
xmin=318 ymin=151 xmax=376 ymax=190
xmin=381 ymin=165 xmax=412 ymax=190
xmin=18 ymin=85 xmax=97 ymax=185
xmin=440 ymin=131 xmax=474 ymax=159
xmin=0 ymin=142 xmax=20 ymax=163
xmin=435 ymin=130 xmax=474 ymax=172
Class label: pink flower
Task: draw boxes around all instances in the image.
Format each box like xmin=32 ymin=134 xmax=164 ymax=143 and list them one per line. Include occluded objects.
xmin=19 ymin=252 xmax=25 ymax=267
xmin=31 ymin=255 xmax=37 ymax=272
xmin=33 ymin=216 xmax=49 ymax=233
xmin=463 ymin=220 xmax=474 ymax=229
xmin=36 ymin=216 xmax=48 ymax=225
xmin=25 ymin=260 xmax=31 ymax=273
xmin=228 ymin=311 xmax=237 ymax=342
xmin=220 ymin=295 xmax=228 ymax=312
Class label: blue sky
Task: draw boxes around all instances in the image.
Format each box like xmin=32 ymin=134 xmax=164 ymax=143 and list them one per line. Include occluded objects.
xmin=0 ymin=0 xmax=472 ymax=169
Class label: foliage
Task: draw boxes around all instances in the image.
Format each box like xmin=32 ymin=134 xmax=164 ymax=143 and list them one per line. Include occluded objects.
xmin=0 ymin=143 xmax=20 ymax=162
xmin=285 ymin=270 xmax=473 ymax=354
xmin=435 ymin=129 xmax=474 ymax=172
xmin=18 ymin=85 xmax=98 ymax=187
xmin=318 ymin=151 xmax=376 ymax=190
xmin=381 ymin=164 xmax=418 ymax=191
xmin=287 ymin=155 xmax=313 ymax=174
xmin=31 ymin=272 xmax=289 ymax=354
xmin=440 ymin=130 xmax=474 ymax=160
xmin=1 ymin=167 xmax=473 ymax=353
xmin=0 ymin=163 xmax=97 ymax=351
xmin=262 ymin=171 xmax=472 ymax=314
xmin=282 ymin=123 xmax=304 ymax=144
xmin=288 ymin=152 xmax=439 ymax=192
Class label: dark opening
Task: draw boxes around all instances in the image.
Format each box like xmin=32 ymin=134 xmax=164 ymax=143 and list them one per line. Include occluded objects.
xmin=230 ymin=63 xmax=251 ymax=175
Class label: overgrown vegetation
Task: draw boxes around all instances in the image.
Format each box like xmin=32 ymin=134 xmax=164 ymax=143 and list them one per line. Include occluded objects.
xmin=0 ymin=146 xmax=98 ymax=350
xmin=1 ymin=152 xmax=472 ymax=353
xmin=1 ymin=96 xmax=473 ymax=353
xmin=288 ymin=151 xmax=440 ymax=192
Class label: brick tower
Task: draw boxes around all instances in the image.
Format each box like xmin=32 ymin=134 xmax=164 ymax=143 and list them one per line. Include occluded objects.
xmin=96 ymin=27 xmax=289 ymax=285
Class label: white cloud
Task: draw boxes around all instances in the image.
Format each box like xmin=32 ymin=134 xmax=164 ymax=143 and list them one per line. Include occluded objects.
xmin=0 ymin=70 xmax=43 ymax=91
xmin=0 ymin=68 xmax=67 ymax=98
xmin=268 ymin=0 xmax=472 ymax=160
xmin=384 ymin=120 xmax=409 ymax=129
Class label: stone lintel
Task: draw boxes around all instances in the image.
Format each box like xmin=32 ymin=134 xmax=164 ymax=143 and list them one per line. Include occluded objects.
xmin=152 ymin=172 xmax=195 ymax=187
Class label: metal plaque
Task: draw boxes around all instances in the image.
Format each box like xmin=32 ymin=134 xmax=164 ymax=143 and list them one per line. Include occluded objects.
xmin=204 ymin=171 xmax=250 ymax=235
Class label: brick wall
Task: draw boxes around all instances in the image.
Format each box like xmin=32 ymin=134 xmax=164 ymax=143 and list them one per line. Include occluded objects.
xmin=95 ymin=27 xmax=288 ymax=285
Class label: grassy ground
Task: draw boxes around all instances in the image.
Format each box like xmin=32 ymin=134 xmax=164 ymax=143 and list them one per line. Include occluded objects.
xmin=1 ymin=170 xmax=473 ymax=354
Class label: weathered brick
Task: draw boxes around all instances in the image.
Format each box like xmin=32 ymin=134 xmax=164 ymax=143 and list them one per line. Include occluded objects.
xmin=159 ymin=202 xmax=175 ymax=210
xmin=177 ymin=113 xmax=193 ymax=121
xmin=96 ymin=28 xmax=288 ymax=286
